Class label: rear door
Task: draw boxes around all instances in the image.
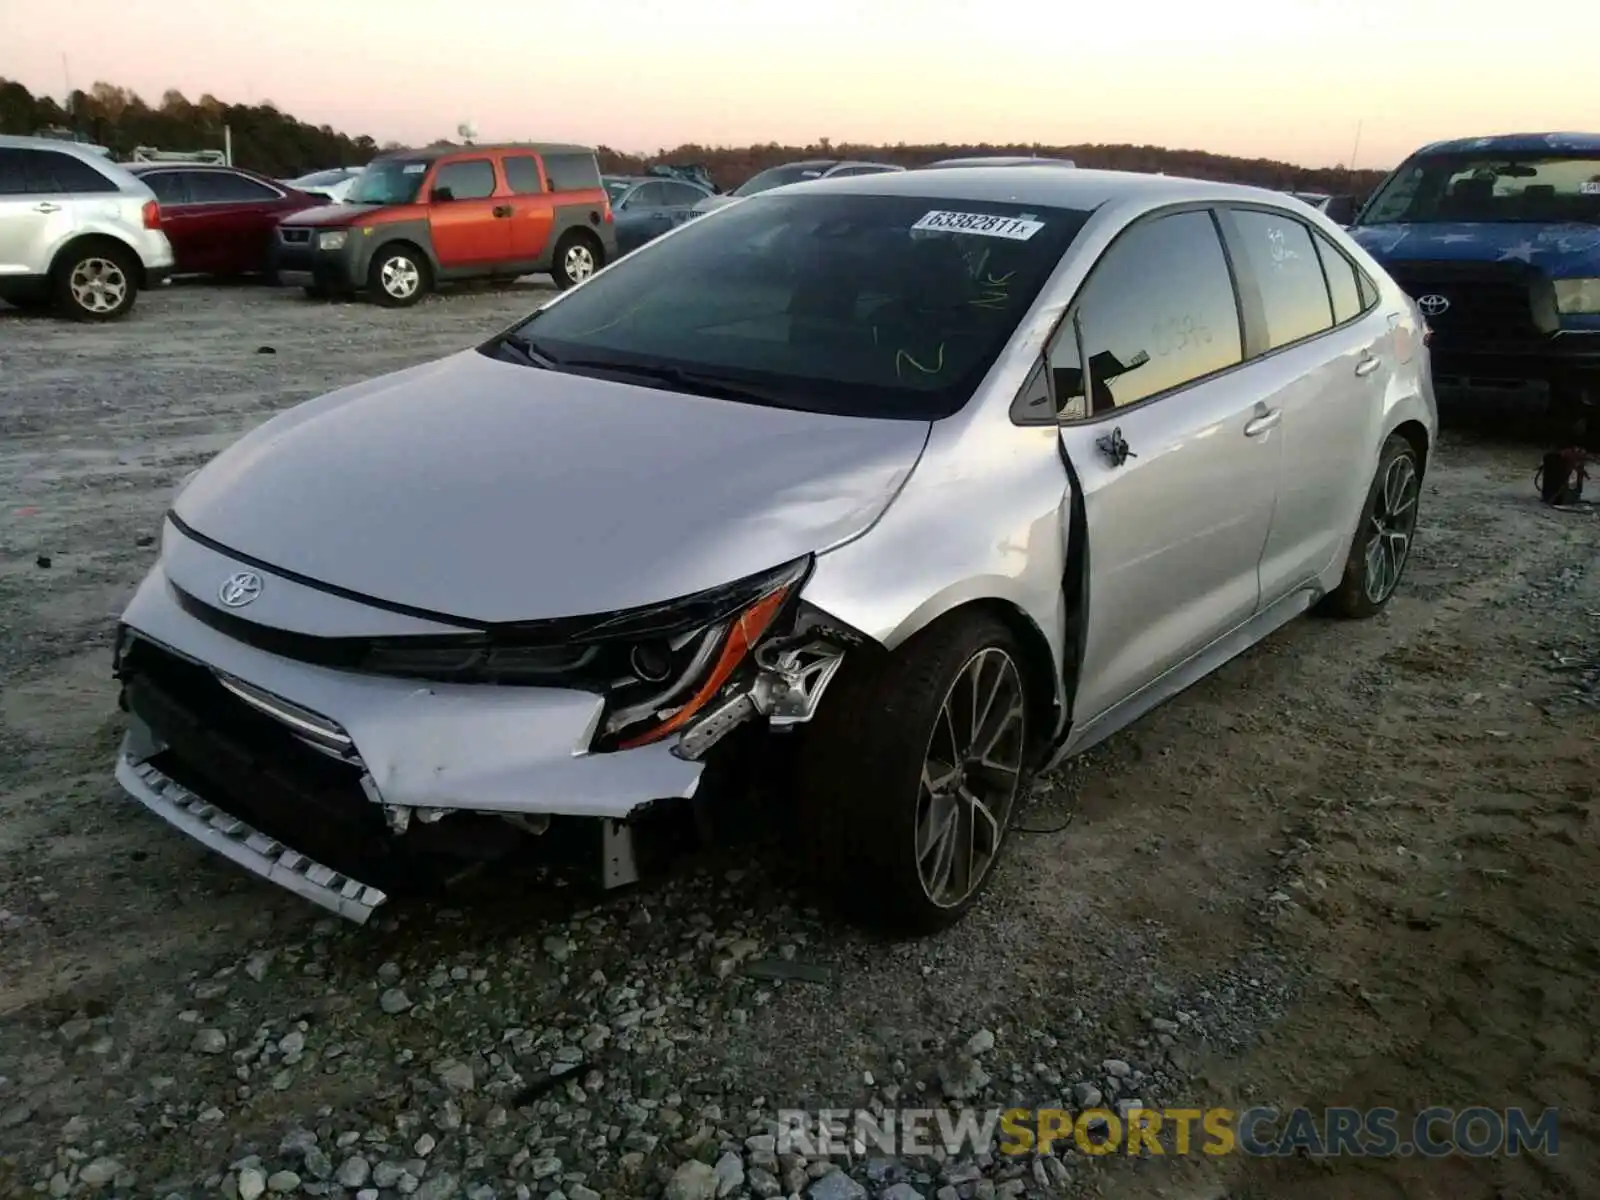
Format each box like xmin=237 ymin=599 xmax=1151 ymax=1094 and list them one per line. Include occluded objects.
xmin=186 ymin=169 xmax=291 ymax=273
xmin=426 ymin=157 xmax=509 ymax=269
xmin=142 ymin=169 xmax=212 ymax=272
xmin=501 ymin=153 xmax=552 ymax=266
xmin=1049 ymin=207 xmax=1283 ymax=724
xmin=654 ymin=180 xmax=709 ymax=233
xmin=1217 ymin=207 xmax=1391 ymax=603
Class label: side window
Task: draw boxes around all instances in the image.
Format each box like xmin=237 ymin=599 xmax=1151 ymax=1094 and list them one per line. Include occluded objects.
xmin=1356 ymin=268 xmax=1379 ymax=310
xmin=31 ymin=151 xmax=120 ymax=194
xmin=503 ymin=155 xmax=543 ymax=195
xmin=656 ymin=182 xmax=704 ymax=206
xmin=1228 ymin=209 xmax=1334 ymax=349
xmin=142 ymin=171 xmax=191 ymax=204
xmin=1047 ymin=210 xmax=1243 ymax=418
xmin=542 ymin=153 xmax=601 ymax=192
xmin=191 ymin=171 xmax=281 ymax=203
xmin=1312 ymin=230 xmax=1363 ymax=325
xmin=433 ymin=159 xmax=497 ymax=201
xmin=627 ymin=182 xmax=668 ymax=207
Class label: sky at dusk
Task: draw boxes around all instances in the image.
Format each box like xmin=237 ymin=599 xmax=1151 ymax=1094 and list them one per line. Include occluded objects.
xmin=5 ymin=0 xmax=1599 ymax=169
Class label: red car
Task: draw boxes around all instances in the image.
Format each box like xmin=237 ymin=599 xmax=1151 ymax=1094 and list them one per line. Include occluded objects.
xmin=128 ymin=164 xmax=327 ymax=278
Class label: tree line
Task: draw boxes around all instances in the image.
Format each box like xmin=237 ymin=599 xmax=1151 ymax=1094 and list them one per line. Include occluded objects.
xmin=1 ymin=78 xmax=1386 ymax=197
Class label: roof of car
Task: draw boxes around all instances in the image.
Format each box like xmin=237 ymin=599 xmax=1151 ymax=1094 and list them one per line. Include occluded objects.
xmin=0 ymin=133 xmax=115 ymax=156
xmin=373 ymin=142 xmax=596 ymax=162
xmin=792 ymin=166 xmax=1292 ymax=211
xmin=1412 ymin=131 xmax=1600 ymax=156
xmin=927 ymin=156 xmax=1077 ymax=168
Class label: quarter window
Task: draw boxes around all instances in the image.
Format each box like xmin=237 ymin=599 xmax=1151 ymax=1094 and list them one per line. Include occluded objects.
xmin=1312 ymin=229 xmax=1363 ymax=325
xmin=433 ymin=159 xmax=496 ymax=201
xmin=542 ymin=152 xmax=601 ymax=192
xmin=503 ymin=155 xmax=543 ymax=195
xmin=1049 ymin=210 xmax=1243 ymax=418
xmin=1229 ymin=209 xmax=1333 ymax=349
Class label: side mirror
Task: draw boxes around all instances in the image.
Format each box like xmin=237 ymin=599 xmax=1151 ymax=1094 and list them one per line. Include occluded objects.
xmin=431 ymin=186 xmax=455 ymax=203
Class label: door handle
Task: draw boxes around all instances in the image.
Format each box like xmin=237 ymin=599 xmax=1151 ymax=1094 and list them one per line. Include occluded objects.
xmin=492 ymin=205 xmax=512 ymax=218
xmin=33 ymin=202 xmax=62 ymax=214
xmin=1354 ymin=353 xmax=1381 ymax=377
xmin=1243 ymin=408 xmax=1282 ymax=437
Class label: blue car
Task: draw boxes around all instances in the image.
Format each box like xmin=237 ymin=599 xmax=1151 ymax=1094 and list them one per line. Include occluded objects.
xmin=1347 ymin=131 xmax=1600 ymax=423
xmin=603 ymin=174 xmax=713 ymax=255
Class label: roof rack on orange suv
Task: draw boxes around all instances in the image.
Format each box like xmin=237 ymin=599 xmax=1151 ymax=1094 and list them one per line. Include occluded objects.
xmin=272 ymin=142 xmax=617 ymax=305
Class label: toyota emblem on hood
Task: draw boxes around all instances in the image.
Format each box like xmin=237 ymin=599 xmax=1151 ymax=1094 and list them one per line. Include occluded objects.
xmin=1417 ymin=294 xmax=1451 ymax=317
xmin=218 ymin=571 xmax=263 ymax=608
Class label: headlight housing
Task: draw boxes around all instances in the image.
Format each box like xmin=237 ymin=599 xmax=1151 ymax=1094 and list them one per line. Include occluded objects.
xmin=317 ymin=231 xmax=348 ymax=251
xmin=352 ymin=556 xmax=813 ymax=750
xmin=1554 ymin=277 xmax=1600 ymax=315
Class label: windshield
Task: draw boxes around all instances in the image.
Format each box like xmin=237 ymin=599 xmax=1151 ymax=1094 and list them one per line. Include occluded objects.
xmin=346 ymin=159 xmax=429 ymax=205
xmin=732 ymin=164 xmax=830 ymax=198
xmin=1358 ymin=153 xmax=1600 ymax=225
xmin=603 ymin=178 xmax=633 ymax=203
xmin=493 ymin=192 xmax=1091 ymax=420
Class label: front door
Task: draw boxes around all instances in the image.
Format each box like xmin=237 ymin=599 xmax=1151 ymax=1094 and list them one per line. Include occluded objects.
xmin=426 ymin=158 xmax=510 ymax=270
xmin=1218 ymin=207 xmax=1395 ymax=602
xmin=614 ymin=181 xmax=674 ymax=254
xmin=1051 ymin=208 xmax=1283 ymax=724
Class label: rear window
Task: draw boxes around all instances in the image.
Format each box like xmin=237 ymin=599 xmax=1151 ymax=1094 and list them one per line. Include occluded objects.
xmin=1359 ymin=152 xmax=1600 ymax=224
xmin=543 ymin=152 xmax=601 ymax=193
xmin=500 ymin=192 xmax=1092 ymax=420
xmin=732 ymin=164 xmax=830 ymax=197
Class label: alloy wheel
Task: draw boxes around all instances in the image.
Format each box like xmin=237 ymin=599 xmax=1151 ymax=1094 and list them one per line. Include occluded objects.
xmin=1364 ymin=451 xmax=1420 ymax=604
xmin=914 ymin=647 xmax=1026 ymax=908
xmin=563 ymin=243 xmax=596 ymax=283
xmin=69 ymin=258 xmax=128 ymax=314
xmin=380 ymin=256 xmax=421 ymax=300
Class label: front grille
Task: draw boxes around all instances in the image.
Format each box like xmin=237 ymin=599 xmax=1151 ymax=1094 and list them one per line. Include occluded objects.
xmin=1383 ymin=261 xmax=1554 ymax=344
xmin=118 ymin=637 xmax=388 ymax=875
xmin=279 ymin=227 xmax=312 ymax=244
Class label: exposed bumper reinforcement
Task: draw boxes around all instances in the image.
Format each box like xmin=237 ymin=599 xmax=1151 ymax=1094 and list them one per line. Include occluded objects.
xmin=115 ymin=735 xmax=388 ymax=923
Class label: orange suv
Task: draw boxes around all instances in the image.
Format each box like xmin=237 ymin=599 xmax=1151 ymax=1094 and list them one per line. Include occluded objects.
xmin=273 ymin=143 xmax=618 ymax=306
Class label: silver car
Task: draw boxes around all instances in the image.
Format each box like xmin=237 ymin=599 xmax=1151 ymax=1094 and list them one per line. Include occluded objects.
xmin=0 ymin=134 xmax=176 ymax=319
xmin=112 ymin=168 xmax=1436 ymax=931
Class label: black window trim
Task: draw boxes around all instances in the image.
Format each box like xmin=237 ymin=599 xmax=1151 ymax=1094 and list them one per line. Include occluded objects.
xmin=0 ymin=147 xmax=122 ymax=196
xmin=1014 ymin=201 xmax=1252 ymax=428
xmin=1214 ymin=201 xmax=1381 ymax=364
xmin=159 ymin=166 xmax=286 ymax=205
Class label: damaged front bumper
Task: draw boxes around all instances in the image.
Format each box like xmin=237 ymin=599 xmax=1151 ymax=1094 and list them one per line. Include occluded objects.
xmin=111 ymin=552 xmax=851 ymax=922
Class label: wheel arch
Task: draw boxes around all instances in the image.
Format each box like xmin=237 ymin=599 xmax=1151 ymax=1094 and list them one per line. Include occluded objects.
xmin=1390 ymin=418 xmax=1431 ymax=476
xmin=49 ymin=233 xmax=142 ymax=283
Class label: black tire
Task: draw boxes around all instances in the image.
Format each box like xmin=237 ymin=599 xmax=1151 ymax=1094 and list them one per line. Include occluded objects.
xmin=1319 ymin=433 xmax=1422 ymax=619
xmin=5 ymin=295 xmax=53 ymax=312
xmin=550 ymin=231 xmax=603 ymax=290
xmin=366 ymin=244 xmax=431 ymax=308
xmin=52 ymin=241 xmax=139 ymax=322
xmin=795 ymin=613 xmax=1031 ymax=935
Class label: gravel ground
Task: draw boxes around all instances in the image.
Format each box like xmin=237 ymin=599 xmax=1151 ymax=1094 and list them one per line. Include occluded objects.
xmin=1 ymin=284 xmax=1596 ymax=1200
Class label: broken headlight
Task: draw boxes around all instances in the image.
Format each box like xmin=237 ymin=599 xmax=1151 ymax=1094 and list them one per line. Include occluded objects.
xmin=350 ymin=557 xmax=812 ymax=748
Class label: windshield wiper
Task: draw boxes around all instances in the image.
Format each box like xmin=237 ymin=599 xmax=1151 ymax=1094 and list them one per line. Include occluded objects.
xmin=554 ymin=358 xmax=795 ymax=406
xmin=491 ymin=332 xmax=558 ymax=369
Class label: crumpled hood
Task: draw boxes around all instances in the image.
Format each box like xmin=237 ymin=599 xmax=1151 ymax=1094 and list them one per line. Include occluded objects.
xmin=172 ymin=350 xmax=931 ymax=624
xmin=1349 ymin=221 xmax=1600 ymax=276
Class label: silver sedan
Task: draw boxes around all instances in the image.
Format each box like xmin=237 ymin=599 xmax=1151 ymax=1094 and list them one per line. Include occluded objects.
xmin=112 ymin=168 xmax=1436 ymax=932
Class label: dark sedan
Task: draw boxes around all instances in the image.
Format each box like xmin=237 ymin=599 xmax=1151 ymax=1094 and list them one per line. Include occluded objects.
xmin=128 ymin=164 xmax=325 ymax=277
xmin=603 ymin=175 xmax=713 ymax=254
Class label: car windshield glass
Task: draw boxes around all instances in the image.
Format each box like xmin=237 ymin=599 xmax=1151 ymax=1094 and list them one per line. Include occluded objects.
xmin=493 ymin=192 xmax=1092 ymax=420
xmin=346 ymin=159 xmax=428 ymax=205
xmin=603 ymin=178 xmax=633 ymax=202
xmin=732 ymin=164 xmax=828 ymax=197
xmin=1358 ymin=153 xmax=1600 ymax=224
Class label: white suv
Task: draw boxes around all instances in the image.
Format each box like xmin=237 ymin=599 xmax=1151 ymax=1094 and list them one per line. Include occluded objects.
xmin=0 ymin=135 xmax=175 ymax=320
